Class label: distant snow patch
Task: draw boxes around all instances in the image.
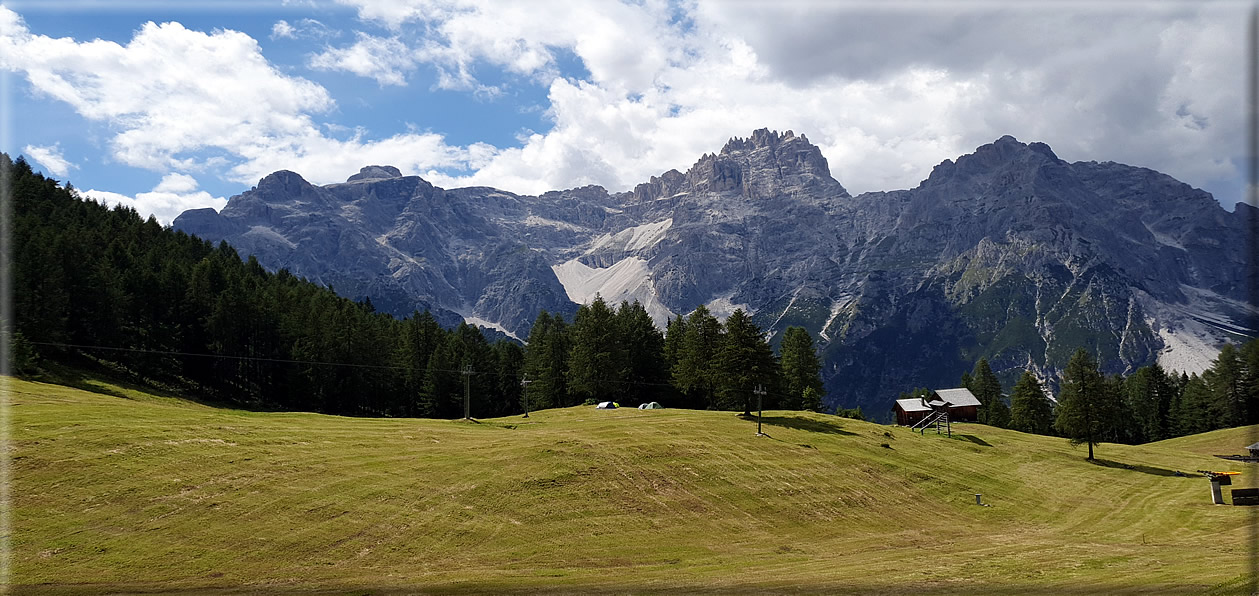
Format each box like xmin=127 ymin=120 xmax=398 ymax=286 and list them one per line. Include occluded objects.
xmin=552 ymin=257 xmax=675 ymax=328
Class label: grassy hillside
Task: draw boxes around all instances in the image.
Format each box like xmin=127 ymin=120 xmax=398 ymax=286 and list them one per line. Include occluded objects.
xmin=10 ymin=376 xmax=1258 ymax=595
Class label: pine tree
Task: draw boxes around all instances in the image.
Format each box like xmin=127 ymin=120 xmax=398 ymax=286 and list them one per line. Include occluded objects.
xmin=971 ymin=359 xmax=1009 ymax=427
xmin=1124 ymin=364 xmax=1173 ymax=443
xmin=567 ymin=297 xmax=621 ymax=404
xmin=1054 ymin=348 xmax=1117 ymax=460
xmin=615 ymin=300 xmax=667 ymax=406
xmin=1173 ymin=373 xmax=1214 ymax=436
xmin=663 ymin=315 xmax=687 ymax=372
xmin=779 ymin=326 xmax=824 ymax=410
xmin=1205 ymin=343 xmax=1245 ymax=428
xmin=673 ymin=305 xmax=721 ymax=409
xmin=713 ymin=309 xmax=778 ymax=415
xmin=1008 ymin=371 xmax=1053 ymax=435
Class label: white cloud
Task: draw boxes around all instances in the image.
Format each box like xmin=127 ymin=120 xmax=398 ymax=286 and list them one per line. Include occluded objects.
xmin=331 ymin=0 xmax=1245 ymax=203
xmin=22 ymin=143 xmax=75 ymax=178
xmin=271 ymin=20 xmax=296 ymax=39
xmin=0 ymin=6 xmax=488 ymax=195
xmin=82 ymin=173 xmax=227 ymax=225
xmin=309 ymin=33 xmax=415 ymax=86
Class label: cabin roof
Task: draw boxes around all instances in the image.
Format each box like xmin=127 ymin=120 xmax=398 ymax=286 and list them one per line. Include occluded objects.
xmin=895 ymin=398 xmax=932 ymax=413
xmin=934 ymin=388 xmax=981 ymax=407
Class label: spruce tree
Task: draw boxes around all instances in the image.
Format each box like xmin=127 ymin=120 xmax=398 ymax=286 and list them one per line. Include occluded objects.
xmin=567 ymin=297 xmax=621 ymax=404
xmin=523 ymin=311 xmax=569 ymax=410
xmin=713 ymin=309 xmax=778 ymax=415
xmin=1205 ymin=343 xmax=1245 ymax=428
xmin=1008 ymin=371 xmax=1053 ymax=435
xmin=971 ymin=359 xmax=1008 ymax=427
xmin=615 ymin=301 xmax=667 ymax=406
xmin=779 ymin=326 xmax=824 ymax=410
xmin=673 ymin=305 xmax=721 ymax=409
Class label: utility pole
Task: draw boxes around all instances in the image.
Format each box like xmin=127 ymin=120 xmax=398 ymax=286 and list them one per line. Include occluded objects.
xmin=462 ymin=364 xmax=473 ymax=420
xmin=520 ymin=374 xmax=533 ymax=418
xmin=755 ymin=384 xmax=767 ymax=436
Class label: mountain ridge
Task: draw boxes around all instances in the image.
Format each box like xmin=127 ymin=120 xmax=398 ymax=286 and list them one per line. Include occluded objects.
xmin=173 ymin=129 xmax=1256 ymax=417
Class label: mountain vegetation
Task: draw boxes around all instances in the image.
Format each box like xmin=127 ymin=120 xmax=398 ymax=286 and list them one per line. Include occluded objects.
xmin=943 ymin=345 xmax=1259 ymax=456
xmin=7 ymin=154 xmax=818 ymax=416
xmin=172 ymin=130 xmax=1257 ymax=418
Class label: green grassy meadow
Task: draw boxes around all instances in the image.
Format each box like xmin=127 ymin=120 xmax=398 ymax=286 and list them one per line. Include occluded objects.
xmin=9 ymin=375 xmax=1259 ymax=595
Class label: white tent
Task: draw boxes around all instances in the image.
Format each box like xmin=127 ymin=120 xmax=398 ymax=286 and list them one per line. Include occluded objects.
xmin=596 ymin=401 xmax=617 ymax=409
xmin=638 ymin=402 xmax=663 ymax=410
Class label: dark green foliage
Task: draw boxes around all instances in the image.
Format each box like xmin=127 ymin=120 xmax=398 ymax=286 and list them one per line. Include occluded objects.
xmin=1205 ymin=343 xmax=1245 ymax=427
xmin=6 ymin=154 xmax=530 ymax=419
xmin=969 ymin=359 xmax=1009 ymax=428
xmin=1008 ymin=371 xmax=1053 ymax=435
xmin=779 ymin=326 xmax=825 ymax=410
xmin=615 ymin=301 xmax=667 ymax=407
xmin=834 ymin=405 xmax=864 ymax=421
xmin=1123 ymin=364 xmax=1173 ymax=443
xmin=673 ymin=305 xmax=721 ymax=409
xmin=1054 ymin=348 xmax=1119 ymax=460
xmin=713 ymin=309 xmax=778 ymax=415
xmin=567 ymin=297 xmax=622 ymax=404
xmin=523 ymin=311 xmax=571 ymax=409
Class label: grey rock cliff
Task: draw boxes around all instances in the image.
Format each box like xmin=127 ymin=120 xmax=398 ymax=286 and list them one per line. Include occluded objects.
xmin=174 ymin=130 xmax=1255 ymax=418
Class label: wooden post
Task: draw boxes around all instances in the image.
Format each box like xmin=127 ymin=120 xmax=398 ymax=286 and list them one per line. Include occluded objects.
xmin=462 ymin=364 xmax=473 ymax=420
xmin=755 ymin=385 xmax=766 ymax=436
xmin=520 ymin=375 xmax=532 ymax=418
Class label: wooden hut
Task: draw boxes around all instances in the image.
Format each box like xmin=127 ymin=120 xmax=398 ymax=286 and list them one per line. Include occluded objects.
xmin=893 ymin=398 xmax=933 ymax=426
xmin=931 ymin=388 xmax=982 ymax=422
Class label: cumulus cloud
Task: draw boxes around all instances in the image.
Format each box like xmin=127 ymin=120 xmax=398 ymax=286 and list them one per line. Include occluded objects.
xmin=309 ymin=33 xmax=416 ymax=86
xmin=0 ymin=6 xmax=488 ymax=193
xmin=329 ymin=0 xmax=1246 ymax=204
xmin=271 ymin=20 xmax=296 ymax=39
xmin=82 ymin=173 xmax=227 ymax=225
xmin=4 ymin=1 xmax=1247 ymax=214
xmin=22 ymin=143 xmax=75 ymax=178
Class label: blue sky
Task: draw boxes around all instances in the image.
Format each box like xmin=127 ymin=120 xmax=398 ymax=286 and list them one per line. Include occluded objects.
xmin=0 ymin=0 xmax=1250 ymax=223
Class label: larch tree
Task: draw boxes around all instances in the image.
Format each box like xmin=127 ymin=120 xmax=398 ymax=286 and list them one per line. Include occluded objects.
xmin=1053 ymin=348 xmax=1117 ymax=460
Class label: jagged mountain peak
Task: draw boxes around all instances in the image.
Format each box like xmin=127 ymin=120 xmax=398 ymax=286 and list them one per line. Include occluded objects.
xmin=632 ymin=128 xmax=846 ymax=202
xmin=920 ymin=135 xmax=1066 ymax=189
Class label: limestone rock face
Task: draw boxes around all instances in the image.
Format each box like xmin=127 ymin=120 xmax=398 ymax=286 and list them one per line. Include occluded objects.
xmin=174 ymin=130 xmax=1255 ymax=418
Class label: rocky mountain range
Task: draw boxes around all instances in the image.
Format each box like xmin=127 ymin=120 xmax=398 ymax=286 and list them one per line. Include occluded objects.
xmin=173 ymin=129 xmax=1257 ymax=417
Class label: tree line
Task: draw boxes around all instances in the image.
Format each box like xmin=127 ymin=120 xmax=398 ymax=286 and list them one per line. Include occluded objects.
xmin=945 ymin=345 xmax=1259 ymax=459
xmin=7 ymin=155 xmax=828 ymax=417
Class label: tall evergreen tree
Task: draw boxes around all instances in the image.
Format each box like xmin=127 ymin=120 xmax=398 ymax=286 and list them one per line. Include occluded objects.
xmin=713 ymin=309 xmax=778 ymax=415
xmin=1008 ymin=371 xmax=1054 ymax=435
xmin=615 ymin=301 xmax=667 ymax=406
xmin=1172 ymin=373 xmax=1214 ymax=436
xmin=1054 ymin=348 xmax=1117 ymax=460
xmin=1124 ymin=364 xmax=1173 ymax=443
xmin=971 ymin=359 xmax=1009 ymax=427
xmin=1205 ymin=343 xmax=1245 ymax=428
xmin=673 ymin=305 xmax=721 ymax=409
xmin=567 ymin=297 xmax=621 ymax=404
xmin=779 ymin=326 xmax=824 ymax=410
